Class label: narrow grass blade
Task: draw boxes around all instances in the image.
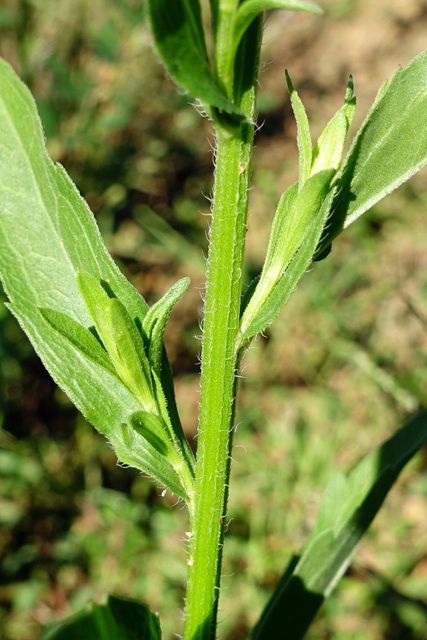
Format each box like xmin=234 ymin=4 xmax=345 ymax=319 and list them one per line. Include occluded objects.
xmin=252 ymin=410 xmax=427 ymax=640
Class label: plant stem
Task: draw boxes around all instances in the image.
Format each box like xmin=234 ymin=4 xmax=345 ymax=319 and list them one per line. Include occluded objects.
xmin=184 ymin=18 xmax=263 ymax=639
xmin=184 ymin=130 xmax=250 ymax=639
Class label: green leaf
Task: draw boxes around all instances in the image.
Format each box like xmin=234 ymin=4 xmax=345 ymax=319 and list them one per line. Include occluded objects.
xmin=147 ymin=0 xmax=241 ymax=115
xmin=209 ymin=0 xmax=219 ymax=34
xmin=39 ymin=307 xmax=119 ymax=379
xmin=285 ymin=71 xmax=312 ymax=188
xmin=109 ymin=297 xmax=157 ymax=412
xmin=262 ymin=182 xmax=299 ymax=275
xmin=239 ymin=170 xmax=334 ymax=343
xmin=311 ymin=75 xmax=356 ymax=175
xmin=252 ymin=410 xmax=427 ymax=640
xmin=130 ymin=410 xmax=180 ymax=460
xmin=232 ymin=1 xmax=322 ymax=60
xmin=239 ymin=185 xmax=335 ymax=343
xmin=40 ymin=595 xmax=162 ymax=640
xmin=142 ymin=277 xmax=190 ymax=378
xmin=28 ymin=305 xmax=187 ymax=498
xmin=315 ymin=50 xmax=427 ymax=258
xmin=0 ymin=59 xmax=188 ymax=499
xmin=0 ymin=58 xmax=148 ymax=326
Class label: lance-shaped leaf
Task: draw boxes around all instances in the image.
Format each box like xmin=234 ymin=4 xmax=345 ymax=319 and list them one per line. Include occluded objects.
xmin=152 ymin=364 xmax=196 ymax=481
xmin=315 ymin=50 xmax=427 ymax=258
xmin=0 ymin=60 xmax=189 ymax=499
xmin=77 ymin=269 xmax=157 ymax=413
xmin=285 ymin=71 xmax=312 ymax=188
xmin=147 ymin=0 xmax=241 ymax=115
xmin=239 ymin=170 xmax=334 ymax=343
xmin=142 ymin=277 xmax=190 ymax=378
xmin=41 ymin=595 xmax=162 ymax=640
xmin=129 ymin=410 xmax=191 ymax=477
xmin=239 ymin=186 xmax=335 ymax=343
xmin=311 ymin=75 xmax=356 ymax=175
xmin=0 ymin=59 xmax=148 ymax=325
xmin=252 ymin=410 xmax=427 ymax=640
xmin=38 ymin=307 xmax=119 ymax=379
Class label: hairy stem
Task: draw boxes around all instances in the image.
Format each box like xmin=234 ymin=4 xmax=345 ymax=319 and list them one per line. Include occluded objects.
xmin=184 ymin=18 xmax=263 ymax=640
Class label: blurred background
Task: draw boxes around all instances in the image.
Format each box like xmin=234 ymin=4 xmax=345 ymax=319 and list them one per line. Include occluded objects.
xmin=0 ymin=0 xmax=427 ymax=638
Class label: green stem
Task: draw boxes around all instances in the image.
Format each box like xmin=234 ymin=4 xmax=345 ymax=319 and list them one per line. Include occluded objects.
xmin=184 ymin=17 xmax=263 ymax=640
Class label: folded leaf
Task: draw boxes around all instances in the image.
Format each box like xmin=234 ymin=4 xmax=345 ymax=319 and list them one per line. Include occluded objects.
xmin=252 ymin=410 xmax=427 ymax=639
xmin=267 ymin=170 xmax=334 ymax=275
xmin=147 ymin=0 xmax=241 ymax=115
xmin=41 ymin=595 xmax=162 ymax=640
xmin=239 ymin=186 xmax=335 ymax=343
xmin=285 ymin=71 xmax=312 ymax=188
xmin=129 ymin=410 xmax=192 ymax=479
xmin=239 ymin=170 xmax=334 ymax=342
xmin=151 ymin=366 xmax=197 ymax=484
xmin=143 ymin=277 xmax=190 ymax=377
xmin=262 ymin=182 xmax=299 ymax=275
xmin=315 ymin=50 xmax=427 ymax=258
xmin=311 ymin=75 xmax=356 ymax=175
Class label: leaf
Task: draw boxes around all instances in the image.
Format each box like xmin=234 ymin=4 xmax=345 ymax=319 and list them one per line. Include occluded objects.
xmin=40 ymin=595 xmax=162 ymax=640
xmin=315 ymin=50 xmax=427 ymax=258
xmin=239 ymin=170 xmax=334 ymax=343
xmin=239 ymin=186 xmax=335 ymax=343
xmin=0 ymin=59 xmax=187 ymax=499
xmin=268 ymin=170 xmax=334 ymax=274
xmin=142 ymin=277 xmax=190 ymax=378
xmin=39 ymin=307 xmax=119 ymax=379
xmin=232 ymin=1 xmax=322 ymax=60
xmin=109 ymin=298 xmax=157 ymax=411
xmin=28 ymin=305 xmax=187 ymax=498
xmin=262 ymin=183 xmax=299 ymax=275
xmin=209 ymin=0 xmax=219 ymax=34
xmin=311 ymin=75 xmax=356 ymax=175
xmin=252 ymin=410 xmax=427 ymax=640
xmin=0 ymin=59 xmax=148 ymax=326
xmin=285 ymin=71 xmax=312 ymax=188
xmin=147 ymin=0 xmax=241 ymax=115
xmin=130 ymin=410 xmax=183 ymax=462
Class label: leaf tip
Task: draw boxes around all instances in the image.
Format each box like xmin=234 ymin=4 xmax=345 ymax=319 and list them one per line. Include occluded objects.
xmin=285 ymin=69 xmax=294 ymax=95
xmin=345 ymin=74 xmax=356 ymax=104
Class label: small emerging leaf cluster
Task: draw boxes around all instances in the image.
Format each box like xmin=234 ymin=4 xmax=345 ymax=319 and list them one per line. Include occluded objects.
xmin=41 ymin=271 xmax=196 ymax=506
xmin=238 ymin=49 xmax=427 ymax=346
xmin=238 ymin=74 xmax=355 ymax=343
